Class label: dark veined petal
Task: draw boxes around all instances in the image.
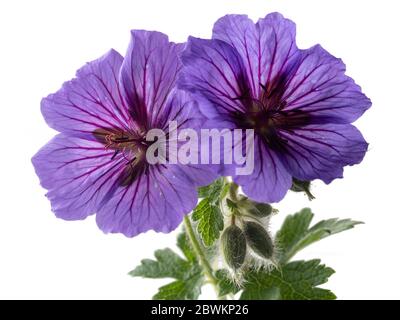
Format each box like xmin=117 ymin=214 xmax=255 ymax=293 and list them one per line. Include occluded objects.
xmin=213 ymin=12 xmax=299 ymax=99
xmin=179 ymin=36 xmax=251 ymax=117
xmin=32 ymin=134 xmax=128 ymax=220
xmin=41 ymin=49 xmax=131 ymax=139
xmin=150 ymin=88 xmax=220 ymax=187
xmin=95 ymin=165 xmax=198 ymax=237
xmin=93 ymin=118 xmax=218 ymax=237
xmin=153 ymin=88 xmax=199 ymax=131
xmin=119 ymin=30 xmax=184 ymax=128
xmin=278 ymin=124 xmax=368 ymax=183
xmin=234 ymin=136 xmax=292 ymax=203
xmin=283 ymin=45 xmax=371 ymax=124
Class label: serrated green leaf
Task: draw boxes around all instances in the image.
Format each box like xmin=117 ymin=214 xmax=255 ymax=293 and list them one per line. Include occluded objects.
xmin=197 ymin=178 xmax=227 ymax=203
xmin=129 ymin=248 xmax=190 ymax=279
xmin=153 ymin=273 xmax=203 ymax=300
xmin=153 ymin=281 xmax=188 ymax=300
xmin=215 ymin=269 xmax=240 ymax=297
xmin=276 ymin=208 xmax=362 ymax=264
xmin=192 ymin=199 xmax=224 ymax=246
xmin=177 ymin=231 xmax=197 ymax=263
xmin=309 ymin=218 xmax=363 ymax=235
xmin=240 ymin=260 xmax=336 ymax=300
xmin=130 ymin=230 xmax=204 ymax=300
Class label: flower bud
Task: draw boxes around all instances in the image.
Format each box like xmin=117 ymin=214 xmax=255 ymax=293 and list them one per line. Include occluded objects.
xmin=237 ymin=197 xmax=273 ymax=218
xmin=243 ymin=221 xmax=274 ymax=259
xmin=221 ymin=225 xmax=247 ymax=270
xmin=248 ymin=202 xmax=272 ymax=218
xmin=290 ymin=178 xmax=315 ymax=200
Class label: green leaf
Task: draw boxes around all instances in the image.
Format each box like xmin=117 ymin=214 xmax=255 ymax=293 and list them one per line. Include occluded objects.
xmin=276 ymin=208 xmax=363 ymax=264
xmin=177 ymin=231 xmax=197 ymax=263
xmin=153 ymin=281 xmax=190 ymax=300
xmin=197 ymin=178 xmax=227 ymax=204
xmin=215 ymin=269 xmax=240 ymax=297
xmin=129 ymin=231 xmax=203 ymax=300
xmin=240 ymin=260 xmax=336 ymax=300
xmin=153 ymin=269 xmax=203 ymax=300
xmin=129 ymin=248 xmax=190 ymax=279
xmin=192 ymin=199 xmax=224 ymax=246
xmin=309 ymin=218 xmax=363 ymax=235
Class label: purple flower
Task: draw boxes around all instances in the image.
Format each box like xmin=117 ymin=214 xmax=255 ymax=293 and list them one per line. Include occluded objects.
xmin=32 ymin=31 xmax=216 ymax=237
xmin=179 ymin=13 xmax=371 ymax=203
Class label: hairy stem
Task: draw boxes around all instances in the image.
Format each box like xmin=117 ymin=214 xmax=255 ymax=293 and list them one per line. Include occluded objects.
xmin=183 ymin=215 xmax=219 ymax=295
xmin=229 ymin=182 xmax=239 ymax=201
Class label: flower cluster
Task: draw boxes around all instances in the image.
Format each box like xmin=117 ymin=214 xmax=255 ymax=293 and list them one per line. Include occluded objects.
xmin=32 ymin=13 xmax=370 ymax=237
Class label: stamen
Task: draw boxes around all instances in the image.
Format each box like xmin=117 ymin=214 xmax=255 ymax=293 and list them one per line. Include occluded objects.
xmin=259 ymin=82 xmax=267 ymax=92
xmin=111 ymin=150 xmax=119 ymax=160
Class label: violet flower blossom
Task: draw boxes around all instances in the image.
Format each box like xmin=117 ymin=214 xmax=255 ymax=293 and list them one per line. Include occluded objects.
xmin=32 ymin=31 xmax=216 ymax=237
xmin=179 ymin=13 xmax=371 ymax=202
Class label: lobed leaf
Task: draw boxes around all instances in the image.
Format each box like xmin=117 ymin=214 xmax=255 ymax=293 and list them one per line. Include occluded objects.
xmin=276 ymin=208 xmax=362 ymax=264
xmin=129 ymin=231 xmax=203 ymax=300
xmin=240 ymin=260 xmax=336 ymax=300
xmin=192 ymin=199 xmax=224 ymax=246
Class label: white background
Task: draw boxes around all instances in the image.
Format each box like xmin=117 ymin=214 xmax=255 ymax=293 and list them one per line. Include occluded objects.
xmin=0 ymin=0 xmax=398 ymax=300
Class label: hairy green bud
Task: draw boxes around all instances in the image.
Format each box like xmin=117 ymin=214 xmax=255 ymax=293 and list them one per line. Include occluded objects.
xmin=237 ymin=197 xmax=273 ymax=218
xmin=248 ymin=202 xmax=273 ymax=218
xmin=290 ymin=178 xmax=315 ymax=200
xmin=243 ymin=221 xmax=274 ymax=259
xmin=221 ymin=225 xmax=247 ymax=270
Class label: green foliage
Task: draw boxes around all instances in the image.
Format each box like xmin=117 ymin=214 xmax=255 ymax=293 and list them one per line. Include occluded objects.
xmin=241 ymin=260 xmax=336 ymax=300
xmin=197 ymin=178 xmax=228 ymax=204
xmin=153 ymin=278 xmax=202 ymax=300
xmin=177 ymin=232 xmax=196 ymax=263
xmin=129 ymin=231 xmax=203 ymax=300
xmin=276 ymin=208 xmax=362 ymax=264
xmin=192 ymin=199 xmax=224 ymax=246
xmin=192 ymin=178 xmax=228 ymax=246
xmin=130 ymin=191 xmax=362 ymax=301
xmin=215 ymin=269 xmax=240 ymax=297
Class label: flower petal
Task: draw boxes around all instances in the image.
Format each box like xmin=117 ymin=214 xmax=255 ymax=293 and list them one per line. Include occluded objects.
xmin=278 ymin=124 xmax=368 ymax=183
xmin=119 ymin=30 xmax=184 ymax=127
xmin=283 ymin=45 xmax=371 ymax=123
xmin=213 ymin=13 xmax=299 ymax=98
xmin=179 ymin=36 xmax=251 ymax=118
xmin=95 ymin=165 xmax=198 ymax=237
xmin=234 ymin=136 xmax=292 ymax=203
xmin=32 ymin=134 xmax=127 ymax=220
xmin=153 ymin=89 xmax=220 ymax=187
xmin=41 ymin=49 xmax=131 ymax=139
xmin=153 ymin=88 xmax=200 ymax=131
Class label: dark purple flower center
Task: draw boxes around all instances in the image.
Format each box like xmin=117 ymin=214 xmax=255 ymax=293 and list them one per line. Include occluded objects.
xmin=233 ymin=79 xmax=311 ymax=151
xmin=93 ymin=128 xmax=152 ymax=186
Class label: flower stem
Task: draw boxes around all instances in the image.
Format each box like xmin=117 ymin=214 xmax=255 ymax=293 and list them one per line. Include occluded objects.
xmin=229 ymin=182 xmax=239 ymax=201
xmin=183 ymin=215 xmax=219 ymax=294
